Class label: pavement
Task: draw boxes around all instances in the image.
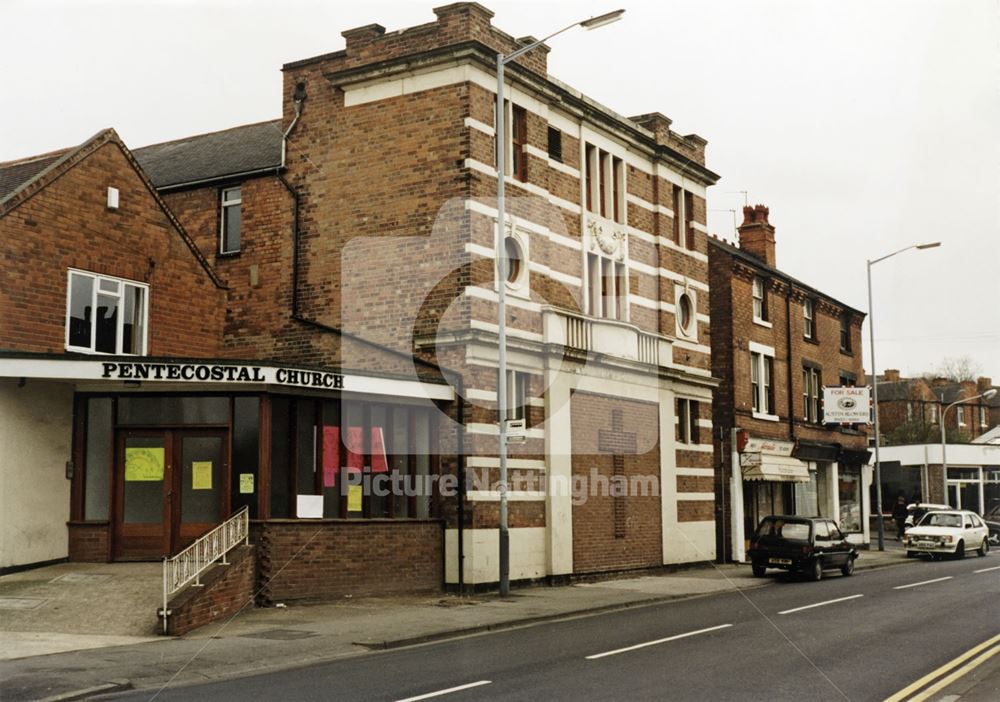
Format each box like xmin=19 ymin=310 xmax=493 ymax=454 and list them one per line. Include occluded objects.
xmin=0 ymin=543 xmax=957 ymax=701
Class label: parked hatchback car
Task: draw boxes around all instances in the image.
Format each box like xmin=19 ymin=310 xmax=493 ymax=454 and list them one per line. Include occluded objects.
xmin=902 ymin=510 xmax=990 ymax=559
xmin=904 ymin=503 xmax=951 ymax=531
xmin=983 ymin=504 xmax=1000 ymax=546
xmin=748 ymin=516 xmax=858 ymax=581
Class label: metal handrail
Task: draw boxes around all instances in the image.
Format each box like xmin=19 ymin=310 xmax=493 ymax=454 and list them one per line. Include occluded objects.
xmin=161 ymin=506 xmax=249 ymax=633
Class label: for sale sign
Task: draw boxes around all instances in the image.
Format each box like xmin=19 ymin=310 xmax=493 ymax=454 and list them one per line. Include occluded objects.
xmin=823 ymin=386 xmax=871 ymax=424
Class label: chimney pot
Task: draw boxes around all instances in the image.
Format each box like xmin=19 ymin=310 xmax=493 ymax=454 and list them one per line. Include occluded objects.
xmin=737 ymin=204 xmax=777 ymax=267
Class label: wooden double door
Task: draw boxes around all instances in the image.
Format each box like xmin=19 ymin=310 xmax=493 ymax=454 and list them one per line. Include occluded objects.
xmin=114 ymin=428 xmax=229 ymax=560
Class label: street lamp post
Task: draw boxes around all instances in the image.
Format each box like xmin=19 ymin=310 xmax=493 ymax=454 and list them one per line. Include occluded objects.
xmin=866 ymin=241 xmax=940 ymax=551
xmin=940 ymin=388 xmax=997 ymax=506
xmin=496 ymin=9 xmax=624 ymax=597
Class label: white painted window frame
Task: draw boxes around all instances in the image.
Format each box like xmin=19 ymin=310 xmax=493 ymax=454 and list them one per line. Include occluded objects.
xmin=65 ymin=268 xmax=149 ymax=356
xmin=803 ymin=298 xmax=815 ymax=339
xmin=220 ymin=186 xmax=242 ymax=255
xmin=752 ymin=276 xmax=771 ymax=327
xmin=750 ymin=341 xmax=777 ymax=420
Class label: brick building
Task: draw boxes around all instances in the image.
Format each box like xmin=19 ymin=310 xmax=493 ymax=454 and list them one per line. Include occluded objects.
xmin=875 ymin=370 xmax=998 ymax=447
xmin=709 ymin=205 xmax=871 ymax=562
xmin=1 ymin=3 xmax=722 ymax=592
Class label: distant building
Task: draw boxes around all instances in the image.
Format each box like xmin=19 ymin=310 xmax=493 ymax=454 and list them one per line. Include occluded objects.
xmin=709 ymin=205 xmax=871 ymax=562
xmin=875 ymin=371 xmax=998 ymax=446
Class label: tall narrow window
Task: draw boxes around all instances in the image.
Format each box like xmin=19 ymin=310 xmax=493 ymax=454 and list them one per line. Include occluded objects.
xmin=803 ymin=298 xmax=815 ymax=339
xmin=500 ymin=369 xmax=528 ymax=421
xmin=684 ymin=190 xmax=695 ymax=249
xmin=599 ymin=151 xmax=609 ymax=217
xmin=220 ymin=186 xmax=241 ymax=254
xmin=585 ymin=144 xmax=595 ymax=212
xmin=547 ymin=126 xmax=562 ymax=162
xmin=615 ymin=261 xmax=626 ymax=320
xmin=752 ymin=276 xmax=769 ymax=323
xmin=588 ymin=252 xmax=601 ymax=315
xmin=980 ymin=406 xmax=987 ymax=428
xmin=751 ymin=352 xmax=761 ymax=413
xmin=839 ymin=313 xmax=851 ymax=352
xmin=672 ymin=185 xmax=682 ymax=244
xmin=66 ymin=270 xmax=148 ymax=355
xmin=803 ymin=366 xmax=821 ymax=423
xmin=751 ymin=350 xmax=775 ymax=416
xmin=957 ymin=406 xmax=966 ymax=426
xmin=612 ymin=157 xmax=622 ymax=223
xmin=677 ymin=399 xmax=700 ymax=444
xmin=511 ymin=105 xmax=527 ymax=181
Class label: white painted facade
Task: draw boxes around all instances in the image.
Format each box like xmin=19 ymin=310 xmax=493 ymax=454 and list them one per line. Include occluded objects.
xmin=0 ymin=379 xmax=74 ymax=569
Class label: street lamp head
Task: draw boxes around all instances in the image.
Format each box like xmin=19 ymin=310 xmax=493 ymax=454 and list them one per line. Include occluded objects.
xmin=983 ymin=388 xmax=998 ymax=400
xmin=916 ymin=242 xmax=941 ymax=250
xmin=580 ymin=9 xmax=625 ymax=30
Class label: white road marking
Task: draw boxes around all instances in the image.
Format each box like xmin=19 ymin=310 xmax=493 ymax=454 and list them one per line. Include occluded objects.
xmin=585 ymin=624 xmax=732 ymax=660
xmin=973 ymin=565 xmax=1000 ymax=574
xmin=893 ymin=576 xmax=953 ymax=590
xmin=778 ymin=594 xmax=864 ymax=615
xmin=395 ymin=680 xmax=492 ymax=702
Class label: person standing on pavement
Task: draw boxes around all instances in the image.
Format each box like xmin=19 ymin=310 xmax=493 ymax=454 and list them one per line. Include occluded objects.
xmin=892 ymin=496 xmax=908 ymax=540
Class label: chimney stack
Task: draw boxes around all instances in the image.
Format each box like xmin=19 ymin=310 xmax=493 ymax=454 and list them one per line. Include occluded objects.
xmin=738 ymin=204 xmax=776 ymax=267
xmin=883 ymin=369 xmax=900 ymax=382
xmin=977 ymin=376 xmax=993 ymax=393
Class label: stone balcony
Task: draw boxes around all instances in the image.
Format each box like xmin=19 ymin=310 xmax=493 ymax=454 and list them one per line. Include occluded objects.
xmin=542 ymin=307 xmax=672 ymax=368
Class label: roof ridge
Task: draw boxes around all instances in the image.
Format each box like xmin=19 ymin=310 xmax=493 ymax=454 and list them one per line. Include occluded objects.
xmin=134 ymin=118 xmax=283 ymax=151
xmin=0 ymin=147 xmax=73 ymax=169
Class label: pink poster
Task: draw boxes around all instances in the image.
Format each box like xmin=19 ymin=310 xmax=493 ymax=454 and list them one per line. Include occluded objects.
xmin=322 ymin=426 xmax=339 ymax=487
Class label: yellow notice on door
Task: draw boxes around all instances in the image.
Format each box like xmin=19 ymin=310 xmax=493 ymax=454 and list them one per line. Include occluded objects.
xmin=192 ymin=461 xmax=213 ymax=490
xmin=239 ymin=473 xmax=254 ymax=494
xmin=124 ymin=447 xmax=164 ymax=481
xmin=348 ymin=484 xmax=363 ymax=512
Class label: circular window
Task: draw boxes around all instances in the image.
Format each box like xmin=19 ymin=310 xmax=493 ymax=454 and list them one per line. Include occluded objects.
xmin=504 ymin=236 xmax=523 ymax=284
xmin=678 ymin=293 xmax=693 ymax=333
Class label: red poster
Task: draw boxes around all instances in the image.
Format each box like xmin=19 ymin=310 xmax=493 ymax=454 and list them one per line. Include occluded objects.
xmin=346 ymin=426 xmax=364 ymax=471
xmin=322 ymin=426 xmax=339 ymax=487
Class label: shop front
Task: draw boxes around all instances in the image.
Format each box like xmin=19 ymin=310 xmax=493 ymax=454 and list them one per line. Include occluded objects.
xmin=736 ymin=435 xmax=870 ymax=556
xmin=1 ymin=357 xmax=455 ymax=588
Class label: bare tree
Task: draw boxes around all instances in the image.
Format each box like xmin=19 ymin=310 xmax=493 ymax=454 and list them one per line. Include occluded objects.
xmin=935 ymin=356 xmax=982 ymax=382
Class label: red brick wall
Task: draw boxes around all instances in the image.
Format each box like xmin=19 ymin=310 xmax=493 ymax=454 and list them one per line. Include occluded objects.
xmin=67 ymin=522 xmax=110 ymax=562
xmin=570 ymin=392 xmax=662 ymax=573
xmin=160 ymin=177 xmax=301 ymax=362
xmin=162 ymin=545 xmax=255 ymax=636
xmin=255 ymin=520 xmax=443 ymax=603
xmin=0 ymin=141 xmax=224 ymax=357
xmin=708 ymin=237 xmax=869 ymax=560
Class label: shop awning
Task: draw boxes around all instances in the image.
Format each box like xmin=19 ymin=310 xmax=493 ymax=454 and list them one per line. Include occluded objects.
xmin=741 ymin=454 xmax=811 ymax=482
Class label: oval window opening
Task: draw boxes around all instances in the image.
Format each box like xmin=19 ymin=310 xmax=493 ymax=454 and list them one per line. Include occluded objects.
xmin=504 ymin=236 xmax=522 ymax=284
xmin=678 ymin=293 xmax=693 ymax=332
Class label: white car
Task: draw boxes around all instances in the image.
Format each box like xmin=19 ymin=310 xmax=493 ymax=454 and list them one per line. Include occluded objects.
xmin=903 ymin=510 xmax=990 ymax=559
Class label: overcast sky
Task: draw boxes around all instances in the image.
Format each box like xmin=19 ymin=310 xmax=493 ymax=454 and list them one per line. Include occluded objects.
xmin=3 ymin=0 xmax=998 ymax=382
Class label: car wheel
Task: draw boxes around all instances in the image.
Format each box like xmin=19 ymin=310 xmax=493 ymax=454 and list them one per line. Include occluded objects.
xmin=978 ymin=539 xmax=989 ymax=557
xmin=810 ymin=558 xmax=823 ymax=582
xmin=751 ymin=563 xmax=766 ymax=577
xmin=955 ymin=540 xmax=965 ymax=559
xmin=841 ymin=557 xmax=855 ymax=577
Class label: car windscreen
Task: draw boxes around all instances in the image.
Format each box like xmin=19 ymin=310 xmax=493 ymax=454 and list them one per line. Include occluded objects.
xmin=756 ymin=520 xmax=810 ymax=540
xmin=919 ymin=513 xmax=961 ymax=528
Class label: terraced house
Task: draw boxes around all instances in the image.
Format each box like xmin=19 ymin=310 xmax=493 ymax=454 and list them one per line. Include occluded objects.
xmin=0 ymin=3 xmax=721 ymax=608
